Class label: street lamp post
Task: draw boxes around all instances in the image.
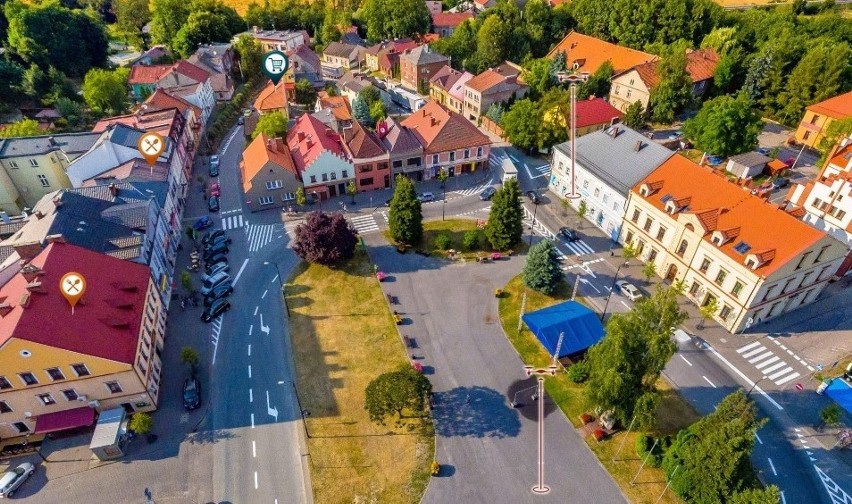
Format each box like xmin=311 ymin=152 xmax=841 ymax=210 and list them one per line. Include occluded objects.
xmin=600 ymin=260 xmax=630 ymax=322
xmin=561 ymin=73 xmax=589 ymax=200
xmin=526 ymin=364 xmax=558 ymax=494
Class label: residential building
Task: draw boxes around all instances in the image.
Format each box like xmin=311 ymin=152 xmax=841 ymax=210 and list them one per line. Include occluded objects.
xmin=365 ymin=39 xmax=419 ymax=75
xmin=322 ymin=42 xmax=366 ymax=77
xmin=621 ymin=155 xmax=847 ymax=333
xmin=609 ymin=49 xmax=719 ymax=113
xmin=287 ymin=44 xmax=323 ymax=88
xmin=164 ymin=81 xmax=215 ymax=126
xmin=128 ymin=61 xmax=214 ymax=124
xmin=128 ymin=64 xmax=173 ymax=100
xmin=546 ymin=31 xmax=656 ymax=75
xmin=725 ymin=152 xmax=772 ymax=179
xmin=794 ymin=91 xmax=852 ymax=149
xmin=188 ymin=44 xmax=235 ymax=101
xmin=425 ymin=0 xmax=442 ymax=16
xmin=241 ymin=134 xmax=301 ymax=212
xmin=132 ymin=45 xmax=169 ymax=66
xmin=401 ymin=100 xmax=491 ymax=179
xmin=429 ymin=66 xmax=474 ymax=114
xmin=431 ymin=11 xmax=474 ymax=37
xmin=0 ymin=241 xmax=165 ymax=439
xmin=0 ymin=133 xmax=100 ymax=213
xmin=337 ymin=72 xmax=376 ymax=105
xmin=463 ymin=62 xmax=528 ymax=121
xmin=378 ymin=117 xmax=424 ymax=181
xmin=234 ymin=28 xmax=308 ymax=52
xmin=400 ymin=45 xmax=449 ymax=93
xmin=471 ymin=0 xmax=496 ymax=11
xmin=571 ymin=98 xmax=624 ymax=136
xmin=340 ymin=26 xmax=365 ymax=47
xmin=254 ymin=81 xmax=290 ymax=117
xmin=142 ymin=89 xmax=204 ymax=152
xmin=286 ymin=114 xmax=353 ymax=200
xmin=342 ymin=121 xmax=390 ymax=191
xmin=313 ymin=92 xmax=353 ymax=133
xmin=550 ymin=125 xmax=674 ymax=241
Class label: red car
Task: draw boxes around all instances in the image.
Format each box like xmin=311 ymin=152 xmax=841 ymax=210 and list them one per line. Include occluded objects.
xmin=210 ymin=182 xmax=221 ymax=197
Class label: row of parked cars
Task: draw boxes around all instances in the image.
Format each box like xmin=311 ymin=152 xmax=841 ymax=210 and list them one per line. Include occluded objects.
xmin=198 ymin=229 xmax=234 ymax=322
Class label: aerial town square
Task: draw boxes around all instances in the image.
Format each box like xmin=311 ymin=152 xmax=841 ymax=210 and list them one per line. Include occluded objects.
xmin=0 ymin=0 xmax=850 ymax=502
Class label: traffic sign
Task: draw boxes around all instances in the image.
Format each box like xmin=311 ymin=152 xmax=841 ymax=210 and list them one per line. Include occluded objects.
xmin=795 ymin=383 xmax=804 ymax=391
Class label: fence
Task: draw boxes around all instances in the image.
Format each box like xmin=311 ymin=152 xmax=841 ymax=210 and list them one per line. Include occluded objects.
xmin=480 ymin=116 xmax=507 ymax=140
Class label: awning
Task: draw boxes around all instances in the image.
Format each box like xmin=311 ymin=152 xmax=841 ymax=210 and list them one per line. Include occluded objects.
xmin=34 ymin=406 xmax=96 ymax=434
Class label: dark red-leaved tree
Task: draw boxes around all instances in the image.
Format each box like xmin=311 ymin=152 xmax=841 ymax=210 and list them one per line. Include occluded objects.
xmin=292 ymin=211 xmax=357 ymax=266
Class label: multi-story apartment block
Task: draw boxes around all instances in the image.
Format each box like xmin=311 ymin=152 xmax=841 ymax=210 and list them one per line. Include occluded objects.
xmin=400 ymin=45 xmax=449 ymax=94
xmin=620 ymin=155 xmax=848 ymax=333
xmin=0 ymin=241 xmax=165 ymax=439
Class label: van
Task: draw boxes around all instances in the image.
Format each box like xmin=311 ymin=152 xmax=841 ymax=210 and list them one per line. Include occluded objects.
xmin=501 ymin=158 xmax=518 ymax=183
xmin=200 ymin=271 xmax=230 ymax=296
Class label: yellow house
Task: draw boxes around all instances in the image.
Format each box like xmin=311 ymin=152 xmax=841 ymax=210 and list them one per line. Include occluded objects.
xmin=620 ymin=155 xmax=847 ymax=333
xmin=0 ymin=240 xmax=165 ymax=439
xmin=0 ymin=133 xmax=100 ymax=214
xmin=794 ymin=91 xmax=852 ymax=149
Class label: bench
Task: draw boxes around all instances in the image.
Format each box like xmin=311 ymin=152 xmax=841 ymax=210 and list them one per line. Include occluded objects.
xmin=403 ymin=335 xmax=417 ymax=349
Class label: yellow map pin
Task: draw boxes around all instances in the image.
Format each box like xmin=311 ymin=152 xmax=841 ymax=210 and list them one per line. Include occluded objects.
xmin=137 ymin=132 xmax=165 ymax=166
xmin=60 ymin=272 xmax=86 ymax=314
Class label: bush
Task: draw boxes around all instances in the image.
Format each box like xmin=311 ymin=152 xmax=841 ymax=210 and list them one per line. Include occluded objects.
xmin=567 ymin=361 xmax=590 ymax=383
xmin=434 ymin=232 xmax=452 ymax=250
xmin=635 ymin=433 xmax=669 ymax=468
xmin=462 ymin=230 xmax=479 ymax=250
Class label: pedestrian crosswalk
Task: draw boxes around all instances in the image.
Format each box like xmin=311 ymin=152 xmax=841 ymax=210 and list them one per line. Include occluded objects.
xmin=736 ymin=341 xmax=802 ymax=386
xmin=246 ymin=224 xmax=276 ymax=252
xmin=452 ymin=181 xmax=493 ymax=197
xmin=221 ymin=214 xmax=245 ymax=230
xmin=529 ymin=163 xmax=551 ymax=177
xmin=348 ymin=214 xmax=379 ymax=234
xmin=562 ymin=238 xmax=595 ymax=256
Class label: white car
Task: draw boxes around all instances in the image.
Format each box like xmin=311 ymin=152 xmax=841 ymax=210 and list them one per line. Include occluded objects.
xmin=0 ymin=462 xmax=35 ymax=498
xmin=210 ymin=155 xmax=220 ymax=167
xmin=615 ymin=280 xmax=643 ymax=301
xmin=417 ymin=192 xmax=435 ymax=202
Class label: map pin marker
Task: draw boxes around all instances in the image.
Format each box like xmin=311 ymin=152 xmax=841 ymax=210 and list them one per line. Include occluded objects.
xmin=262 ymin=50 xmax=289 ymax=86
xmin=137 ymin=132 xmax=165 ymax=166
xmin=60 ymin=272 xmax=86 ymax=314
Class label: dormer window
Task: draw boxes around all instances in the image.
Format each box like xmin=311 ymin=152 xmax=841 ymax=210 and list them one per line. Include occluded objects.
xmin=665 ymin=200 xmax=678 ymax=214
xmin=640 ymin=185 xmax=650 ymax=197
xmin=746 ymin=257 xmax=758 ymax=269
xmin=711 ymin=232 xmax=724 ymax=246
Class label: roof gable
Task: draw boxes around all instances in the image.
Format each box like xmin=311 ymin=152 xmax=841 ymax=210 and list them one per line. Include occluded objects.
xmin=547 ymin=31 xmax=656 ymax=74
xmin=808 ymin=90 xmax=852 ymax=120
xmin=400 ymin=100 xmax=489 ymax=152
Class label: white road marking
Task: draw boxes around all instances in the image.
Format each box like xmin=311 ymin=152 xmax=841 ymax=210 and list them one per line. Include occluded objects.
xmin=620 ymin=300 xmax=630 ymax=309
xmin=737 ymin=341 xmax=763 ymax=353
xmin=252 ymin=440 xmax=256 ymax=458
xmin=742 ymin=347 xmax=768 ymax=359
xmin=271 ymin=274 xmax=279 ymax=284
xmin=248 ymin=344 xmax=251 ymax=356
xmin=749 ymin=351 xmax=774 ymax=364
xmin=233 ymin=258 xmax=249 ymax=286
xmin=780 ymin=491 xmax=786 ymax=504
xmin=775 ymin=372 xmax=801 ymax=386
xmin=702 ymin=376 xmax=717 ymax=388
xmin=249 ymin=388 xmax=253 ymax=402
xmin=254 ymin=306 xmax=258 ymax=316
xmin=755 ymin=356 xmax=780 ymax=369
xmin=679 ymin=355 xmax=693 ymax=366
xmin=254 ymin=471 xmax=258 ymax=489
xmin=248 ymin=365 xmax=252 ymax=378
xmin=767 ymin=457 xmax=777 ymax=476
xmin=704 ymin=344 xmax=783 ymax=410
xmin=755 ymin=433 xmax=763 ymax=445
xmin=249 ymin=324 xmax=253 ymax=335
xmin=762 ymin=361 xmax=787 ymax=374
xmin=251 ymin=413 xmax=255 ymax=428
xmin=768 ymin=367 xmax=794 ymax=381
xmin=262 ymin=289 xmax=268 ymax=299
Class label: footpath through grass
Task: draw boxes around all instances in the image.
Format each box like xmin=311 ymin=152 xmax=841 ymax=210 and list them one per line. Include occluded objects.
xmin=498 ymin=275 xmax=700 ymax=504
xmin=286 ymin=250 xmax=433 ymax=504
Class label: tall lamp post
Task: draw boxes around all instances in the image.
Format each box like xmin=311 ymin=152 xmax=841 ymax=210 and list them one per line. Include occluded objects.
xmin=527 ymin=201 xmax=540 ymax=248
xmin=560 ymin=73 xmax=589 ymax=200
xmin=600 ymin=260 xmax=630 ymax=322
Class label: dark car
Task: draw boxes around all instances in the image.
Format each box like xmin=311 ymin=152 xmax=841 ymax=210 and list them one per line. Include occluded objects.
xmin=209 ymin=163 xmax=219 ymax=177
xmin=204 ymin=235 xmax=232 ymax=250
xmin=201 ymin=298 xmax=230 ymax=322
xmin=559 ymin=227 xmax=580 ymax=242
xmin=203 ymin=282 xmax=233 ymax=307
xmin=479 ymin=186 xmax=496 ymax=200
xmin=202 ymin=229 xmax=225 ymax=245
xmin=526 ymin=191 xmax=541 ymax=204
xmin=549 ymin=247 xmax=564 ymax=262
xmin=204 ymin=242 xmax=229 ymax=260
xmin=205 ymin=252 xmax=228 ymax=268
xmin=237 ymin=116 xmax=245 ymax=125
xmin=771 ymin=177 xmax=790 ymax=189
xmin=208 ymin=196 xmax=220 ymax=212
xmin=205 ymin=259 xmax=229 ymax=276
xmin=182 ymin=376 xmax=201 ymax=410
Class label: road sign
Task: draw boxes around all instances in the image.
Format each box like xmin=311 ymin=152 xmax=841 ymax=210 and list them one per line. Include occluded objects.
xmin=795 ymin=383 xmax=804 ymax=391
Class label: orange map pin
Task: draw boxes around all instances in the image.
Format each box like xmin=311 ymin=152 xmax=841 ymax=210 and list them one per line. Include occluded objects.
xmin=60 ymin=272 xmax=86 ymax=314
xmin=137 ymin=132 xmax=165 ymax=166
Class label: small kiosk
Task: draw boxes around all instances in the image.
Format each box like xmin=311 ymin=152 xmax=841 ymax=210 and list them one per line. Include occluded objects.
xmin=90 ymin=408 xmax=127 ymax=461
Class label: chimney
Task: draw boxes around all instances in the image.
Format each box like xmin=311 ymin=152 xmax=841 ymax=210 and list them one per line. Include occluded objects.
xmin=267 ymin=138 xmax=274 ymax=150
xmin=108 ymin=183 xmax=118 ymax=197
xmin=25 ymin=281 xmax=44 ymax=293
xmin=430 ymin=117 xmax=437 ymax=127
xmin=297 ymin=131 xmax=306 ymax=142
xmin=34 ymin=210 xmax=45 ymax=220
xmin=19 ymin=292 xmax=31 ymax=309
xmin=634 ymin=140 xmax=643 ymax=152
xmin=20 ymin=264 xmax=44 ymax=284
xmin=0 ymin=302 xmax=12 ymax=318
xmin=47 ymin=136 xmax=56 ymax=147
xmin=45 ymin=234 xmax=65 ymax=244
xmin=13 ymin=242 xmax=42 ymax=262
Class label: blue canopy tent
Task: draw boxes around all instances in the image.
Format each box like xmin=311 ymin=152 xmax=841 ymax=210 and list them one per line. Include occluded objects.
xmin=521 ymin=301 xmax=605 ymax=358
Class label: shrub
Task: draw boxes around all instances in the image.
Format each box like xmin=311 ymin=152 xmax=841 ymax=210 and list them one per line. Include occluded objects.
xmin=567 ymin=361 xmax=590 ymax=383
xmin=462 ymin=230 xmax=479 ymax=250
xmin=635 ymin=433 xmax=668 ymax=468
xmin=434 ymin=232 xmax=452 ymax=250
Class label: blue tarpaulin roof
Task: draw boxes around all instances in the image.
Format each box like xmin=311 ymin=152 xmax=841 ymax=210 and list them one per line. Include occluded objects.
xmin=825 ymin=378 xmax=852 ymax=415
xmin=521 ymin=301 xmax=605 ymax=358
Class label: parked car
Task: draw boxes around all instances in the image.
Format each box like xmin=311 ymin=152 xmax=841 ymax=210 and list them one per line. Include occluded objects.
xmin=548 ymin=247 xmax=564 ymax=262
xmin=479 ymin=186 xmax=496 ymax=201
xmin=201 ymin=298 xmax=231 ymax=322
xmin=200 ymin=271 xmax=230 ymax=296
xmin=0 ymin=462 xmax=35 ymax=498
xmin=210 ymin=155 xmax=220 ymax=167
xmin=417 ymin=192 xmax=434 ymax=202
xmin=204 ymin=242 xmax=229 ymax=260
xmin=203 ymin=281 xmax=233 ymax=307
xmin=667 ymin=130 xmax=683 ymax=140
xmin=751 ymin=182 xmax=773 ymax=196
xmin=205 ymin=253 xmax=228 ymax=269
xmin=615 ymin=280 xmax=643 ymax=301
xmin=203 ymin=261 xmax=229 ymax=278
xmin=771 ymin=177 xmax=790 ymax=189
xmin=209 ymin=163 xmax=219 ymax=177
xmin=193 ymin=216 xmax=213 ymax=231
xmin=237 ymin=116 xmax=245 ymax=125
xmin=756 ymin=147 xmax=771 ymax=156
xmin=526 ymin=191 xmax=541 ymax=204
xmin=182 ymin=376 xmax=201 ymax=410
xmin=208 ymin=196 xmax=220 ymax=212
xmin=210 ymin=182 xmax=221 ymax=197
xmin=202 ymin=229 xmax=225 ymax=245
xmin=559 ymin=227 xmax=579 ymax=242
xmin=203 ymin=235 xmax=232 ymax=249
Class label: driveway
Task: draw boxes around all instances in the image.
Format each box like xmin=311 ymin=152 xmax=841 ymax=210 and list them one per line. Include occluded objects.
xmin=363 ymin=234 xmax=626 ymax=503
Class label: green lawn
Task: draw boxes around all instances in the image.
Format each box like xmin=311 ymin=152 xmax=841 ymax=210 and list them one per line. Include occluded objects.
xmin=385 ymin=218 xmax=528 ymax=261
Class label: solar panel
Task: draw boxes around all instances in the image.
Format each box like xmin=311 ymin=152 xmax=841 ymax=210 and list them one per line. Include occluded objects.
xmin=660 ymin=194 xmax=673 ymax=203
xmin=733 ymin=241 xmax=751 ymax=254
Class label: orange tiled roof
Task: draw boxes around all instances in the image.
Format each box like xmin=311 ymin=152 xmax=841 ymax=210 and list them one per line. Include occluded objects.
xmin=634 ymin=155 xmax=827 ymax=276
xmin=808 ymin=91 xmax=852 ymax=120
xmin=254 ymin=81 xmax=289 ymax=113
xmin=546 ymin=31 xmax=656 ymax=74
xmin=343 ymin=121 xmax=385 ymax=160
xmin=317 ymin=91 xmax=353 ymax=122
xmin=624 ymin=48 xmax=719 ymax=89
xmin=465 ymin=64 xmax=522 ymax=94
xmin=241 ymin=133 xmax=297 ymax=193
xmin=143 ymin=88 xmax=202 ymax=123
xmin=431 ymin=11 xmax=474 ymax=28
xmin=128 ymin=64 xmax=172 ymax=84
xmin=400 ymin=100 xmax=489 ymax=153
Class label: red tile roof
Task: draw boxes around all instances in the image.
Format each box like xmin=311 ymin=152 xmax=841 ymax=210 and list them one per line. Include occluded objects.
xmin=170 ymin=60 xmax=211 ymax=83
xmin=286 ymin=113 xmax=347 ymax=172
xmin=808 ymin=91 xmax=852 ymax=120
xmin=143 ymin=89 xmax=202 ymax=124
xmin=431 ymin=11 xmax=474 ymax=28
xmin=316 ymin=91 xmax=353 ymax=122
xmin=466 ymin=63 xmax=523 ymax=94
xmin=547 ymin=31 xmax=656 ymax=74
xmin=575 ymin=98 xmax=623 ymax=129
xmin=0 ymin=242 xmax=150 ymax=364
xmin=92 ymin=108 xmax=179 ymax=139
xmin=241 ymin=133 xmax=297 ymax=193
xmin=401 ymin=100 xmax=490 ymax=153
xmin=128 ymin=64 xmax=172 ymax=85
xmin=634 ymin=155 xmax=827 ymax=276
xmin=624 ymin=48 xmax=719 ymax=89
xmin=343 ymin=121 xmax=386 ymax=160
xmin=254 ymin=81 xmax=290 ymax=113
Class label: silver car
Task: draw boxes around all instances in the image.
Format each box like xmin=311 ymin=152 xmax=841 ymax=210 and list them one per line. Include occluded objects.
xmin=0 ymin=462 xmax=35 ymax=498
xmin=615 ymin=280 xmax=643 ymax=301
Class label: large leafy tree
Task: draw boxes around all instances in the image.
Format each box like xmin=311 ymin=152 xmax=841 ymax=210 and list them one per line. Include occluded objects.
xmin=484 ymin=178 xmax=523 ymax=250
xmin=252 ymin=111 xmax=288 ymax=140
xmin=173 ymin=3 xmax=243 ymax=58
xmin=585 ymin=286 xmax=686 ymax=428
xmin=113 ymin=0 xmax=151 ymax=48
xmin=523 ymin=58 xmax=555 ymax=100
xmin=501 ymin=99 xmax=540 ymax=152
xmin=522 ymin=240 xmax=562 ymax=294
xmin=778 ymin=41 xmax=851 ymax=126
xmin=648 ymin=42 xmax=694 ymax=123
xmin=474 ymin=15 xmax=511 ymax=71
xmin=0 ymin=118 xmax=41 ymax=138
xmin=537 ymin=87 xmax=570 ymax=149
xmin=292 ymin=211 xmax=357 ymax=266
xmin=149 ymin=0 xmax=190 ymax=48
xmin=294 ymin=79 xmax=317 ymax=106
xmin=577 ymin=60 xmax=613 ymax=100
xmin=663 ymin=391 xmax=770 ymax=503
xmin=83 ymin=68 xmax=130 ymax=116
xmin=364 ymin=365 xmax=432 ymax=425
xmin=0 ymin=59 xmax=25 ymax=103
xmin=234 ymin=35 xmax=264 ymax=79
xmin=684 ymin=93 xmax=763 ymax=158
xmin=431 ymin=19 xmax=476 ymax=71
xmin=622 ymin=101 xmax=645 ymax=129
xmin=361 ymin=0 xmax=430 ymax=42
xmin=388 ymin=174 xmax=423 ymax=245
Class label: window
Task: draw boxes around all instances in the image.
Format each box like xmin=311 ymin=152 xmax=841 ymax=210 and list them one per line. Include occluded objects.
xmin=321 ymin=173 xmax=328 ymax=182
xmin=281 ymin=192 xmax=295 ymax=201
xmin=9 ymin=161 xmax=18 ymax=169
xmin=477 ymin=147 xmax=483 ymax=157
xmin=689 ymin=281 xmax=701 ymax=296
xmin=625 ymin=231 xmax=634 ymax=243
xmin=815 ymin=245 xmax=831 ymax=263
xmin=361 ymin=177 xmax=374 ymax=185
xmin=626 ymin=89 xmax=632 ymax=98
xmin=72 ymin=363 xmax=90 ymax=377
xmin=795 ymin=251 xmax=812 ymax=270
xmin=464 ymin=149 xmax=470 ymax=159
xmin=0 ymin=376 xmax=11 ymax=390
xmin=393 ymin=160 xmax=403 ymax=168
xmin=676 ymin=240 xmax=688 ymax=257
xmin=342 ymin=170 xmax=348 ymax=178
xmin=643 ymin=218 xmax=653 ymax=231
xmin=719 ymin=304 xmax=732 ymax=321
xmin=310 ymin=175 xmax=316 ymax=184
xmin=583 ymin=180 xmax=590 ymax=189
xmin=0 ymin=401 xmax=11 ymax=413
xmin=407 ymin=157 xmax=422 ymax=166
xmin=19 ymin=372 xmax=38 ymax=386
xmin=733 ymin=241 xmax=751 ymax=254
xmin=732 ymin=281 xmax=744 ymax=297
xmin=699 ymin=258 xmax=711 ymax=274
xmin=594 ymin=187 xmax=600 ymax=198
xmin=811 ymin=114 xmax=820 ymax=124
xmin=38 ymin=174 xmax=50 ymax=187
xmin=715 ymin=269 xmax=728 ymax=285
xmin=330 ymin=172 xmax=336 ymax=180
xmin=259 ymin=196 xmax=274 ymax=205
xmin=615 ymin=85 xmax=620 ymax=95
xmin=105 ymin=381 xmax=123 ymax=394
xmin=602 ymin=194 xmax=609 ymax=204
xmin=449 ymin=151 xmax=455 ymax=162
xmin=648 ymin=249 xmax=658 ymax=262
xmin=29 ymin=159 xmax=39 ymax=167
xmin=265 ymin=180 xmax=283 ymax=190
xmin=629 ymin=78 xmax=635 ymax=85
xmin=62 ymin=389 xmax=79 ymax=401
xmin=37 ymin=393 xmax=56 ymax=406
xmin=656 ymin=226 xmax=666 ymax=241
xmin=432 ymin=154 xmax=439 ymax=165
xmin=13 ymin=422 xmax=29 ymax=433
xmin=46 ymin=367 xmax=65 ymax=381
xmin=631 ymin=209 xmax=640 ymax=223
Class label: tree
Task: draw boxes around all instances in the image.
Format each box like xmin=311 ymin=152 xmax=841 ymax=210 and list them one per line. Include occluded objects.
xmin=83 ymin=68 xmax=130 ymax=116
xmin=648 ymin=42 xmax=694 ymax=123
xmin=523 ymin=58 xmax=555 ymax=100
xmin=576 ymin=199 xmax=588 ymax=228
xmin=431 ymin=19 xmax=476 ymax=71
xmin=129 ymin=412 xmax=154 ymax=434
xmin=149 ymin=0 xmax=189 ymax=48
xmin=368 ymin=100 xmax=386 ymax=127
xmin=622 ymin=242 xmax=638 ymax=260
xmin=114 ymin=0 xmax=151 ymax=47
xmin=522 ymin=240 xmax=562 ymax=294
xmin=778 ymin=41 xmax=851 ymax=126
xmin=663 ymin=391 xmax=768 ymax=503
xmin=729 ymin=486 xmax=782 ymax=504
xmin=684 ymin=93 xmax=763 ymax=158
xmin=352 ymin=96 xmax=371 ymax=126
xmin=295 ymin=186 xmax=306 ymax=209
xmin=475 ymin=15 xmax=511 ymax=71
xmin=484 ymin=178 xmax=523 ymax=250
xmin=358 ymin=86 xmax=381 ymax=107
xmin=622 ymin=101 xmax=645 ymax=129
xmin=364 ymin=365 xmax=432 ymax=425
xmin=252 ymin=112 xmax=288 ymax=140
xmin=699 ymin=296 xmax=719 ymax=329
xmin=577 ymin=61 xmax=613 ymax=100
xmin=436 ymin=168 xmax=449 ymax=189
xmin=0 ymin=59 xmax=24 ymax=103
xmin=642 ymin=261 xmax=657 ymax=282
xmin=173 ymin=6 xmax=243 ymax=58
xmin=294 ymin=79 xmax=317 ymax=106
xmin=180 ymin=271 xmax=193 ymax=292
xmin=234 ymin=35 xmax=264 ymax=80
xmin=585 ymin=286 xmax=686 ymax=427
xmin=0 ymin=119 xmax=41 ymax=138
xmin=388 ymin=174 xmax=423 ymax=245
xmin=346 ymin=180 xmax=357 ymax=203
xmin=819 ymin=403 xmax=842 ymax=429
xmin=292 ymin=211 xmax=358 ymax=266
xmin=180 ymin=346 xmax=200 ymax=373
xmin=501 ymin=99 xmax=540 ymax=152
xmin=537 ymin=87 xmax=570 ymax=149
xmin=361 ymin=0 xmax=431 ymax=42
xmin=463 ymin=230 xmax=479 ymax=250
xmin=818 ymin=117 xmax=852 ymax=158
